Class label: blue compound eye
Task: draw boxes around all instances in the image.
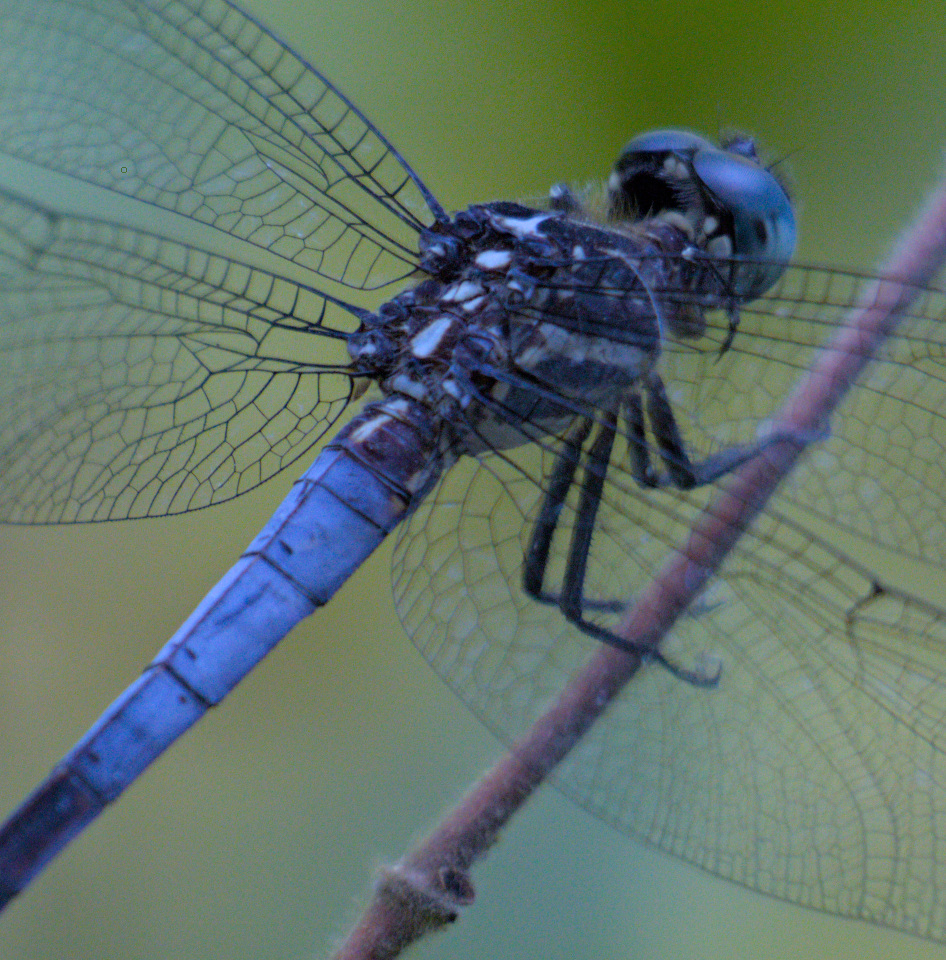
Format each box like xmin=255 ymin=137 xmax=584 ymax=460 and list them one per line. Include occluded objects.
xmin=608 ymin=129 xmax=714 ymax=221
xmin=617 ymin=129 xmax=716 ymax=158
xmin=692 ymin=146 xmax=796 ymax=298
xmin=608 ymin=129 xmax=796 ymax=300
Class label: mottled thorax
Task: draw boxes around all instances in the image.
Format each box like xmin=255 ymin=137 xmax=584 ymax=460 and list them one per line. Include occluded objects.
xmin=349 ymin=201 xmax=705 ymax=455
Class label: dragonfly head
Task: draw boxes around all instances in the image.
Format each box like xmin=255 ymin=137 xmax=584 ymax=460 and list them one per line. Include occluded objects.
xmin=607 ymin=129 xmax=796 ymax=301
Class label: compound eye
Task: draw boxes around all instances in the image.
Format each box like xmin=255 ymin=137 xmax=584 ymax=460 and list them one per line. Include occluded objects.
xmin=617 ymin=129 xmax=715 ymax=158
xmin=608 ymin=129 xmax=796 ymax=301
xmin=692 ymin=146 xmax=796 ymax=298
xmin=608 ymin=129 xmax=714 ymax=220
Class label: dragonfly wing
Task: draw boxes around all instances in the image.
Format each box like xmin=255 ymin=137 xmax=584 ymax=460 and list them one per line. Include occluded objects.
xmin=659 ymin=262 xmax=946 ymax=570
xmin=392 ymin=426 xmax=946 ymax=939
xmin=393 ymin=261 xmax=946 ymax=937
xmin=0 ymin=188 xmax=357 ymax=522
xmin=0 ymin=0 xmax=440 ymax=297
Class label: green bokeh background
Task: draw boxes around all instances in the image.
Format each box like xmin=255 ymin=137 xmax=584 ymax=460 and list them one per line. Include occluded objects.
xmin=1 ymin=1 xmax=946 ymax=958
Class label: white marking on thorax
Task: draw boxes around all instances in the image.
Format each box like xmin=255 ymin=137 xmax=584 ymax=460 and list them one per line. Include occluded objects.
xmin=441 ymin=280 xmax=485 ymax=303
xmin=441 ymin=378 xmax=464 ymax=402
xmin=517 ymin=322 xmax=649 ymax=376
xmin=475 ymin=249 xmax=513 ymax=271
xmin=350 ymin=414 xmax=388 ymax=442
xmin=490 ymin=211 xmax=551 ymax=239
xmin=390 ymin=373 xmax=428 ymax=400
xmin=461 ymin=295 xmax=486 ymax=313
xmin=352 ymin=339 xmax=376 ymax=356
xmin=410 ymin=316 xmax=455 ymax=358
xmin=350 ymin=397 xmax=417 ymax=442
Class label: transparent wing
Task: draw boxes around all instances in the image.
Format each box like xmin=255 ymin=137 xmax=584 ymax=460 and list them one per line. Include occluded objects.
xmin=0 ymin=0 xmax=441 ymax=297
xmin=392 ymin=261 xmax=946 ymax=940
xmin=660 ymin=264 xmax=946 ymax=569
xmin=0 ymin=188 xmax=358 ymax=522
xmin=0 ymin=0 xmax=441 ymax=522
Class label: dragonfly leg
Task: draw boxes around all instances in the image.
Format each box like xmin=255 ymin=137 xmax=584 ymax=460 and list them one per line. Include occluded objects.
xmin=641 ymin=373 xmax=813 ymax=490
xmin=524 ymin=386 xmax=764 ymax=686
xmin=535 ymin=411 xmax=721 ymax=687
xmin=558 ymin=410 xmax=619 ymax=625
xmin=624 ymin=390 xmax=660 ymax=486
xmin=522 ymin=415 xmax=593 ymax=604
xmin=522 ymin=415 xmax=624 ymax=614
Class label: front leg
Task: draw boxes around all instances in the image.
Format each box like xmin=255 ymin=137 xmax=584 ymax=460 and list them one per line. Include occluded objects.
xmin=522 ymin=416 xmax=592 ymax=604
xmin=639 ymin=372 xmax=812 ymax=489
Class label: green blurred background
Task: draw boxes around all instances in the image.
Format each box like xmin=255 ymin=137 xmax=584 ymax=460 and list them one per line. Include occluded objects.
xmin=1 ymin=1 xmax=946 ymax=958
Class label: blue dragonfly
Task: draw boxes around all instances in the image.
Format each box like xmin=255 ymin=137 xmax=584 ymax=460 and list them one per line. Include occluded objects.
xmin=0 ymin=0 xmax=945 ymax=949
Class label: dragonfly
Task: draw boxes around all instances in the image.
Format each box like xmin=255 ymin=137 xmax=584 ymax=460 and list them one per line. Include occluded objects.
xmin=0 ymin=0 xmax=945 ymax=947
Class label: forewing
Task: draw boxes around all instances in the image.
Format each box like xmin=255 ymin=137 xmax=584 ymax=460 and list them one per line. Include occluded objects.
xmin=0 ymin=0 xmax=440 ymax=298
xmin=0 ymin=189 xmax=356 ymax=522
xmin=0 ymin=0 xmax=444 ymax=521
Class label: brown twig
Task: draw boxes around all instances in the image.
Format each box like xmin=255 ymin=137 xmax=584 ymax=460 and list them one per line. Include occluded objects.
xmin=331 ymin=171 xmax=946 ymax=960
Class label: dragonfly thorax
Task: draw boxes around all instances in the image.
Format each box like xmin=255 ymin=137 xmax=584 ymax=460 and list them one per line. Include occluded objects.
xmin=349 ymin=201 xmax=717 ymax=456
